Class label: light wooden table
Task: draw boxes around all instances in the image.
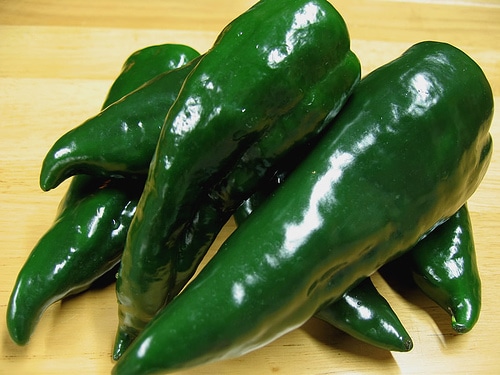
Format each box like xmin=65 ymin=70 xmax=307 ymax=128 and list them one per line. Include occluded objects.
xmin=1 ymin=1 xmax=499 ymax=374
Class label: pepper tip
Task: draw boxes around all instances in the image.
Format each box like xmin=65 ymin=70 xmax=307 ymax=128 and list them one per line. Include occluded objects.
xmin=402 ymin=337 xmax=413 ymax=352
xmin=112 ymin=327 xmax=137 ymax=361
xmin=39 ymin=172 xmax=55 ymax=192
xmin=449 ymin=301 xmax=480 ymax=334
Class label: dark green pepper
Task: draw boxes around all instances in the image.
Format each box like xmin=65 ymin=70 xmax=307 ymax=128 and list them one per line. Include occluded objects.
xmin=39 ymin=53 xmax=202 ymax=190
xmin=6 ymin=44 xmax=198 ymax=346
xmin=6 ymin=176 xmax=143 ymax=346
xmin=409 ymin=204 xmax=481 ymax=333
xmin=114 ymin=0 xmax=360 ymax=358
xmin=112 ymin=41 xmax=493 ymax=375
xmin=103 ymin=43 xmax=200 ymax=109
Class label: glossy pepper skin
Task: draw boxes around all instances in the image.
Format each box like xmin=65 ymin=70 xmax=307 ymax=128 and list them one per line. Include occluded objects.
xmin=6 ymin=45 xmax=197 ymax=346
xmin=234 ymin=175 xmax=413 ymax=352
xmin=315 ymin=277 xmax=413 ymax=352
xmin=103 ymin=44 xmax=200 ymax=109
xmin=112 ymin=41 xmax=493 ymax=375
xmin=409 ymin=204 xmax=481 ymax=333
xmin=39 ymin=53 xmax=202 ymax=190
xmin=6 ymin=176 xmax=143 ymax=346
xmin=114 ymin=0 xmax=360 ymax=358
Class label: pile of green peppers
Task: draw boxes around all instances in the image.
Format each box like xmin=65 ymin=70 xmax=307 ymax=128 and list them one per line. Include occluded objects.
xmin=7 ymin=0 xmax=493 ymax=374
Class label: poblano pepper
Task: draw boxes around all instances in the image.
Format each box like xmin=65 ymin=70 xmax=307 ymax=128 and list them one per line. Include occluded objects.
xmin=103 ymin=43 xmax=200 ymax=108
xmin=408 ymin=204 xmax=481 ymax=333
xmin=39 ymin=53 xmax=202 ymax=190
xmin=112 ymin=41 xmax=493 ymax=375
xmin=6 ymin=176 xmax=143 ymax=346
xmin=114 ymin=0 xmax=360 ymax=358
xmin=7 ymin=44 xmax=198 ymax=346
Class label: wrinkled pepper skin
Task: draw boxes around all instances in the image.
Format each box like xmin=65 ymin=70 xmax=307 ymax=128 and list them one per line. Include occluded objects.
xmin=409 ymin=204 xmax=481 ymax=333
xmin=114 ymin=0 xmax=360 ymax=358
xmin=6 ymin=45 xmax=196 ymax=346
xmin=112 ymin=41 xmax=493 ymax=375
xmin=6 ymin=176 xmax=143 ymax=346
xmin=234 ymin=176 xmax=413 ymax=353
xmin=103 ymin=44 xmax=200 ymax=109
xmin=39 ymin=53 xmax=201 ymax=191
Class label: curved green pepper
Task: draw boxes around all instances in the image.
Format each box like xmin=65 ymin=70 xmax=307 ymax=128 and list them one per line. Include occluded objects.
xmin=6 ymin=176 xmax=143 ymax=346
xmin=409 ymin=204 xmax=481 ymax=333
xmin=114 ymin=0 xmax=360 ymax=358
xmin=103 ymin=43 xmax=200 ymax=109
xmin=6 ymin=45 xmax=197 ymax=346
xmin=112 ymin=41 xmax=493 ymax=374
xmin=39 ymin=53 xmax=201 ymax=190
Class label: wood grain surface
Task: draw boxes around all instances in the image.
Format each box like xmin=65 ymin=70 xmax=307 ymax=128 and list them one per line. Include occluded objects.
xmin=1 ymin=1 xmax=499 ymax=374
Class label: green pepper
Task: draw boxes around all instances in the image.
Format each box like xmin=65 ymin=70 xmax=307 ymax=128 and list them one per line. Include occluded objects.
xmin=103 ymin=44 xmax=200 ymax=109
xmin=39 ymin=53 xmax=202 ymax=190
xmin=409 ymin=204 xmax=481 ymax=333
xmin=114 ymin=0 xmax=360 ymax=358
xmin=112 ymin=41 xmax=493 ymax=375
xmin=6 ymin=45 xmax=198 ymax=346
xmin=6 ymin=176 xmax=143 ymax=346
